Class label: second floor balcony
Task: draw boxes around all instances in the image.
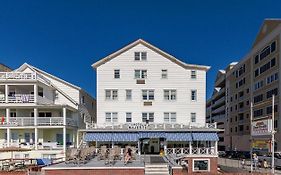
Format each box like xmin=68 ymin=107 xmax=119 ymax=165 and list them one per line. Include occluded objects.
xmin=0 ymin=117 xmax=77 ymax=127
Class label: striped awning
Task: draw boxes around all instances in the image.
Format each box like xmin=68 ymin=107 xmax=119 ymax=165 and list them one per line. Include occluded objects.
xmin=139 ymin=132 xmax=166 ymax=138
xmin=191 ymin=132 xmax=219 ymax=141
xmin=166 ymin=132 xmax=192 ymax=141
xmin=84 ymin=132 xmax=113 ymax=142
xmin=112 ymin=132 xmax=138 ymax=142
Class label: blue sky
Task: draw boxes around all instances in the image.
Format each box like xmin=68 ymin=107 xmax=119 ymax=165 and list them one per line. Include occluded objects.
xmin=0 ymin=0 xmax=281 ymax=98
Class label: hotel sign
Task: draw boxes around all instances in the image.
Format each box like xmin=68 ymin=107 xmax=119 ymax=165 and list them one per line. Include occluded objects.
xmin=252 ymin=119 xmax=272 ymax=136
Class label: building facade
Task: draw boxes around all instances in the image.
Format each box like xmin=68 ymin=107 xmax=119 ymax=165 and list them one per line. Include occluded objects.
xmin=82 ymin=39 xmax=219 ymax=174
xmin=208 ymin=19 xmax=281 ymax=152
xmin=0 ymin=63 xmax=96 ymax=159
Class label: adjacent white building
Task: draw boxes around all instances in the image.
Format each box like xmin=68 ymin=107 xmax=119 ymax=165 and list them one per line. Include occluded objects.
xmin=0 ymin=63 xmax=96 ymax=159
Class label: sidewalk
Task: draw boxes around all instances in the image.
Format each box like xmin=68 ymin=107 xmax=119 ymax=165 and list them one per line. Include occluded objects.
xmin=218 ymin=158 xmax=281 ymax=174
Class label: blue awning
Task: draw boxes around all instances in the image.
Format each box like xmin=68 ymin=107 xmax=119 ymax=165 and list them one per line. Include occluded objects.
xmin=139 ymin=132 xmax=166 ymax=138
xmin=192 ymin=132 xmax=219 ymax=141
xmin=112 ymin=133 xmax=138 ymax=142
xmin=84 ymin=132 xmax=113 ymax=142
xmin=166 ymin=132 xmax=192 ymax=141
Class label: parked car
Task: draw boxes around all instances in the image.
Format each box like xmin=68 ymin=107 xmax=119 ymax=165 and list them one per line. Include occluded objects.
xmin=218 ymin=151 xmax=226 ymax=157
xmin=258 ymin=152 xmax=281 ymax=169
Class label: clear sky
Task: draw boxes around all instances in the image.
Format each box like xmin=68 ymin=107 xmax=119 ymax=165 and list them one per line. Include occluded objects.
xmin=0 ymin=0 xmax=281 ymax=98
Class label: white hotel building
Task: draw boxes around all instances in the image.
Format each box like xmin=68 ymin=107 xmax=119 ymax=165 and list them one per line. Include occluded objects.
xmin=83 ymin=39 xmax=219 ymax=171
xmin=0 ymin=63 xmax=95 ymax=159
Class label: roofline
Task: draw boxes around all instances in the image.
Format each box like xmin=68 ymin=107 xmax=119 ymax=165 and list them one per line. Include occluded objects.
xmin=92 ymin=39 xmax=210 ymax=71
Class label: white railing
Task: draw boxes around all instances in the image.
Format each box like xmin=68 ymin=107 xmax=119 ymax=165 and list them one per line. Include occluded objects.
xmin=37 ymin=96 xmax=54 ymax=105
xmin=8 ymin=94 xmax=35 ymax=103
xmin=166 ymin=147 xmax=216 ymax=156
xmin=0 ymin=72 xmax=37 ymax=80
xmin=0 ymin=117 xmax=77 ymax=126
xmin=86 ymin=122 xmax=217 ymax=130
xmin=9 ymin=117 xmax=34 ymax=126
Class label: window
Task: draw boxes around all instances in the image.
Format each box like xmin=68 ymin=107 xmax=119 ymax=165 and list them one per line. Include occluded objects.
xmin=105 ymin=90 xmax=118 ymax=100
xmin=254 ymin=55 xmax=259 ymax=64
xmin=164 ymin=90 xmax=176 ymax=100
xmin=105 ymin=112 xmax=118 ymax=123
xmin=126 ymin=112 xmax=132 ymax=122
xmin=10 ymin=112 xmax=16 ymax=117
xmin=135 ymin=70 xmax=147 ymax=79
xmin=271 ymin=41 xmax=276 ymax=52
xmin=191 ymin=70 xmax=197 ymax=79
xmin=266 ymin=88 xmax=278 ymax=99
xmin=267 ymin=73 xmax=278 ymax=84
xmin=81 ymin=96 xmax=85 ymax=104
xmin=239 ymin=125 xmax=244 ymax=131
xmin=142 ymin=90 xmax=154 ymax=100
xmin=193 ymin=159 xmax=209 ymax=172
xmin=191 ymin=90 xmax=197 ymax=101
xmin=254 ymin=109 xmax=263 ymax=118
xmin=253 ymin=94 xmax=263 ymax=104
xmin=161 ymin=69 xmax=168 ymax=79
xmin=191 ymin=113 xmax=196 ymax=123
xmin=134 ymin=52 xmax=147 ymax=61
xmin=38 ymin=86 xmax=43 ymax=97
xmin=164 ymin=112 xmax=176 ymax=123
xmin=114 ymin=69 xmax=120 ymax=79
xmin=142 ymin=112 xmax=154 ymax=123
xmin=126 ymin=90 xmax=132 ymax=100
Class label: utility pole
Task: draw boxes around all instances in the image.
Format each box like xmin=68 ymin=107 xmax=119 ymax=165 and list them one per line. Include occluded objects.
xmin=271 ymin=95 xmax=275 ymax=174
xmin=250 ymin=102 xmax=253 ymax=173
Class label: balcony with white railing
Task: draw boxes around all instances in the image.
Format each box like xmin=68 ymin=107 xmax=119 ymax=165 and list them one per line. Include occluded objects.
xmin=0 ymin=117 xmax=77 ymax=127
xmin=86 ymin=122 xmax=217 ymax=130
xmin=165 ymin=147 xmax=216 ymax=156
xmin=8 ymin=94 xmax=35 ymax=103
xmin=0 ymin=72 xmax=37 ymax=80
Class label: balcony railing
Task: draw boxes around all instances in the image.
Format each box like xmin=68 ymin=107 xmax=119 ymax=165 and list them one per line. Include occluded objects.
xmin=0 ymin=72 xmax=37 ymax=80
xmin=0 ymin=117 xmax=77 ymax=127
xmin=86 ymin=122 xmax=217 ymax=130
xmin=166 ymin=147 xmax=216 ymax=156
xmin=8 ymin=94 xmax=35 ymax=103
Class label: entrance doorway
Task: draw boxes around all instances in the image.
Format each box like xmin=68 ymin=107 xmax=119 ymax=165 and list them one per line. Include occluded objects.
xmin=140 ymin=138 xmax=165 ymax=154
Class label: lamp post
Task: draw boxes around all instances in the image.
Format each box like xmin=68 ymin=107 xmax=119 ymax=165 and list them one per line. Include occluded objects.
xmin=250 ymin=102 xmax=253 ymax=173
xmin=271 ymin=95 xmax=275 ymax=174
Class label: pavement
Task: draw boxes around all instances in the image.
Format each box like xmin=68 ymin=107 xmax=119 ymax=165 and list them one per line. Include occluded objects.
xmin=218 ymin=158 xmax=281 ymax=174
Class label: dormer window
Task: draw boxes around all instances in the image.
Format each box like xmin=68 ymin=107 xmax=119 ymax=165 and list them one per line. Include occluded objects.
xmin=134 ymin=52 xmax=147 ymax=61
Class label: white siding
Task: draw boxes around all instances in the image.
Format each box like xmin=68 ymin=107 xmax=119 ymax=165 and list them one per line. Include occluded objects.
xmin=96 ymin=43 xmax=206 ymax=126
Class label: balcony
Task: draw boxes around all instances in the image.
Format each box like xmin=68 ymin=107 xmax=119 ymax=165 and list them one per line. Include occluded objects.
xmin=8 ymin=94 xmax=35 ymax=103
xmin=0 ymin=117 xmax=77 ymax=127
xmin=0 ymin=72 xmax=37 ymax=80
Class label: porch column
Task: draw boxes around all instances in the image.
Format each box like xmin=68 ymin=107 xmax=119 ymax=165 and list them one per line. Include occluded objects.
xmin=35 ymin=128 xmax=38 ymax=150
xmin=215 ymin=141 xmax=218 ymax=155
xmin=5 ymin=85 xmax=9 ymax=103
xmin=33 ymin=84 xmax=38 ymax=103
xmin=189 ymin=141 xmax=192 ymax=154
xmin=63 ymin=127 xmax=66 ymax=155
xmin=63 ymin=107 xmax=66 ymax=125
xmin=7 ymin=128 xmax=10 ymax=147
xmin=138 ymin=140 xmax=141 ymax=155
xmin=6 ymin=108 xmax=10 ymax=122
xmin=76 ymin=131 xmax=79 ymax=148
xmin=34 ymin=108 xmax=38 ymax=126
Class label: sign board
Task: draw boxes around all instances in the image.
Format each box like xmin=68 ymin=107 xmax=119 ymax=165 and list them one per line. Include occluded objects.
xmin=252 ymin=119 xmax=272 ymax=136
xmin=252 ymin=140 xmax=270 ymax=152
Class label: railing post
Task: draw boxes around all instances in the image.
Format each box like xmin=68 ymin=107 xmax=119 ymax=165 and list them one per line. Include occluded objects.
xmin=5 ymin=85 xmax=8 ymax=103
xmin=189 ymin=141 xmax=192 ymax=155
xmin=172 ymin=148 xmax=175 ymax=154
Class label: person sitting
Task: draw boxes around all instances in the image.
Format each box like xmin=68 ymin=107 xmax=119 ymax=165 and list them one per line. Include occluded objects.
xmin=124 ymin=148 xmax=132 ymax=165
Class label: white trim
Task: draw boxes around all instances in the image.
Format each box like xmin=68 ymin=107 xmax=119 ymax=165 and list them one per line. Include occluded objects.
xmin=192 ymin=158 xmax=210 ymax=172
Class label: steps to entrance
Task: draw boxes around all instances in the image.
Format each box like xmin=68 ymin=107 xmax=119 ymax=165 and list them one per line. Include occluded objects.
xmin=145 ymin=164 xmax=170 ymax=175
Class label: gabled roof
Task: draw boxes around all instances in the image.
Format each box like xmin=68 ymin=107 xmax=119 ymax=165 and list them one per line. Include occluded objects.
xmin=252 ymin=18 xmax=281 ymax=48
xmin=16 ymin=63 xmax=81 ymax=90
xmin=92 ymin=39 xmax=210 ymax=71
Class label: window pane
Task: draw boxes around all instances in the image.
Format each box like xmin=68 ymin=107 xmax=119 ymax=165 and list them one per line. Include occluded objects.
xmin=112 ymin=90 xmax=118 ymax=100
xmin=162 ymin=70 xmax=167 ymax=78
xmin=135 ymin=70 xmax=140 ymax=79
xmin=193 ymin=160 xmax=208 ymax=171
xmin=142 ymin=90 xmax=148 ymax=100
xmin=164 ymin=90 xmax=169 ymax=100
xmin=142 ymin=70 xmax=147 ymax=78
xmin=171 ymin=113 xmax=176 ymax=122
xmin=148 ymin=90 xmax=154 ymax=100
xmin=142 ymin=113 xmax=147 ymax=122
xmin=135 ymin=52 xmax=140 ymax=60
xmin=126 ymin=90 xmax=132 ymax=100
xmin=191 ymin=113 xmax=196 ymax=122
xmin=191 ymin=70 xmax=197 ymax=79
xmin=112 ymin=112 xmax=118 ymax=122
xmin=171 ymin=90 xmax=176 ymax=100
xmin=105 ymin=90 xmax=111 ymax=99
xmin=141 ymin=52 xmax=147 ymax=60
xmin=105 ymin=113 xmax=111 ymax=122
xmin=164 ymin=113 xmax=169 ymax=122
xmin=149 ymin=113 xmax=154 ymax=122
xmin=191 ymin=90 xmax=197 ymax=101
xmin=114 ymin=69 xmax=120 ymax=79
xmin=126 ymin=112 xmax=132 ymax=122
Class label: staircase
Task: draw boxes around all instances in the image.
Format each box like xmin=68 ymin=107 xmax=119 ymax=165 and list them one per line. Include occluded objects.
xmin=145 ymin=164 xmax=170 ymax=175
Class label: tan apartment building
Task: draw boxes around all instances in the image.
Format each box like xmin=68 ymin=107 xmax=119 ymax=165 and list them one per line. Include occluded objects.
xmin=208 ymin=19 xmax=281 ymax=152
xmin=207 ymin=63 xmax=236 ymax=151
